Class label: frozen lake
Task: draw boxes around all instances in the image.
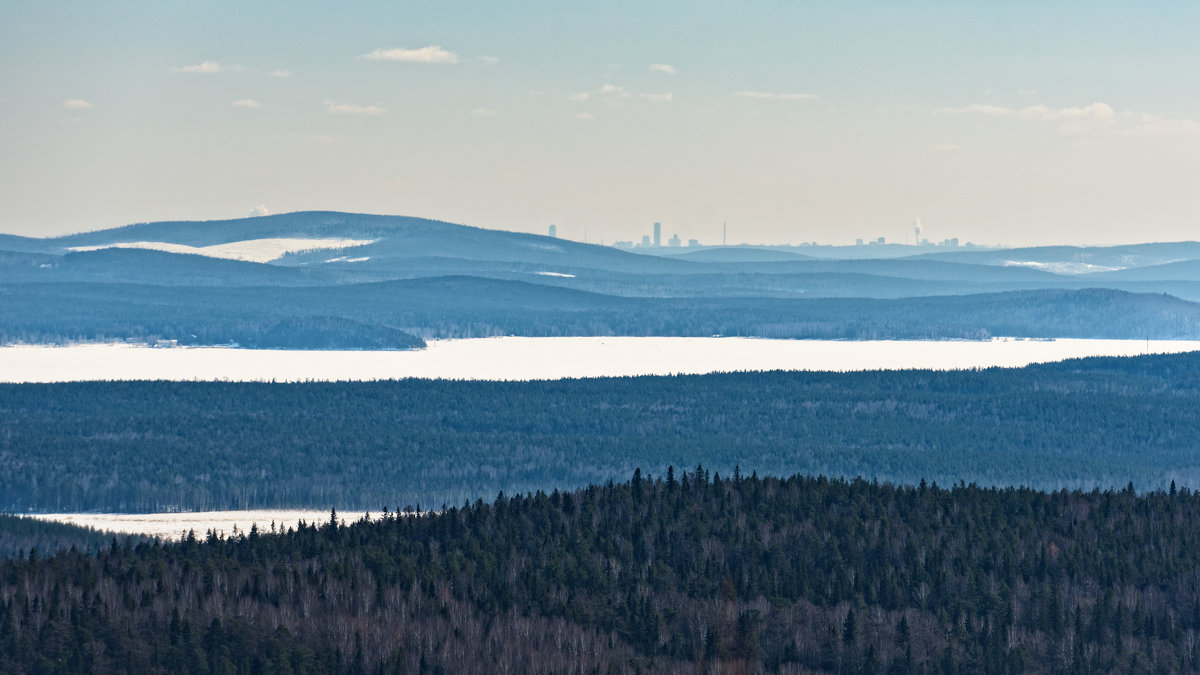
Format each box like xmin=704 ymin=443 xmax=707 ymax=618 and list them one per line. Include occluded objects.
xmin=30 ymin=510 xmax=374 ymax=540
xmin=18 ymin=336 xmax=1200 ymax=535
xmin=1 ymin=337 xmax=1198 ymax=382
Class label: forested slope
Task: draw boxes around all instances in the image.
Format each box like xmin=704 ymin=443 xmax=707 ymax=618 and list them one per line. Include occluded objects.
xmin=4 ymin=281 xmax=1200 ymax=343
xmin=0 ymin=515 xmax=137 ymax=559
xmin=5 ymin=351 xmax=1200 ymax=512
xmin=7 ymin=211 xmax=1200 ymax=345
xmin=4 ymin=472 xmax=1200 ymax=673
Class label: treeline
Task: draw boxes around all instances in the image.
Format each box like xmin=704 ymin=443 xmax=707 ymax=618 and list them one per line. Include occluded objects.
xmin=0 ymin=515 xmax=139 ymax=559
xmin=5 ymin=471 xmax=1200 ymax=673
xmin=0 ymin=248 xmax=323 ymax=287
xmin=0 ymin=310 xmax=424 ymax=350
xmin=4 ymin=352 xmax=1200 ymax=512
xmin=4 ymin=279 xmax=1200 ymax=344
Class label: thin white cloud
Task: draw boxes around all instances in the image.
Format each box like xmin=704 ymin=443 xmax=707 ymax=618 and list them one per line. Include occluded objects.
xmin=735 ymin=91 xmax=821 ymax=101
xmin=324 ymin=100 xmax=387 ymax=116
xmin=362 ymin=45 xmax=459 ymax=64
xmin=600 ymin=83 xmax=630 ymax=98
xmin=576 ymin=112 xmax=595 ymax=120
xmin=932 ymin=143 xmax=963 ymax=152
xmin=171 ymin=61 xmax=230 ymax=74
xmin=649 ymin=63 xmax=677 ymax=75
xmin=232 ymin=99 xmax=264 ymax=109
xmin=1038 ymin=104 xmax=1119 ymax=135
xmin=471 ymin=107 xmax=495 ymax=117
xmin=941 ymin=101 xmax=1200 ymax=139
xmin=945 ymin=103 xmax=1005 ymax=116
xmin=1123 ymin=113 xmax=1200 ymax=138
xmin=63 ymin=99 xmax=93 ymax=110
xmin=940 ymin=102 xmax=1118 ymax=135
xmin=480 ymin=55 xmax=500 ymax=65
xmin=248 ymin=205 xmax=270 ymax=217
xmin=269 ymin=69 xmax=292 ymax=78
xmin=290 ymin=132 xmax=334 ymax=143
xmin=639 ymin=92 xmax=673 ymax=103
xmin=575 ymin=84 xmax=673 ymax=106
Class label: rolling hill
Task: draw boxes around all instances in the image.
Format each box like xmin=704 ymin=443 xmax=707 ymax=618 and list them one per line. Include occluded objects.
xmin=5 ymin=211 xmax=1200 ymax=346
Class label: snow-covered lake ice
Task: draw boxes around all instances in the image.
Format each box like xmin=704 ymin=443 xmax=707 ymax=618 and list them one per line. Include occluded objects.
xmin=1 ymin=336 xmax=1197 ymax=383
xmin=16 ymin=336 xmax=1200 ymax=537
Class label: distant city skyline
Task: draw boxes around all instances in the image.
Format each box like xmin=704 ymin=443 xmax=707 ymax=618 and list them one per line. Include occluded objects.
xmin=3 ymin=2 xmax=1200 ymax=246
xmin=587 ymin=217 xmax=978 ymax=250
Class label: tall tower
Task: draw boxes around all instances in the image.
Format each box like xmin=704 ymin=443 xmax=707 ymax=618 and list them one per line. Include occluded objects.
xmin=653 ymin=222 xmax=661 ymax=247
xmin=548 ymin=224 xmax=557 ymax=238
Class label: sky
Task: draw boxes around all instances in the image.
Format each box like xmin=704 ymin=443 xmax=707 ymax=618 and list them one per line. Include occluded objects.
xmin=2 ymin=1 xmax=1199 ymax=246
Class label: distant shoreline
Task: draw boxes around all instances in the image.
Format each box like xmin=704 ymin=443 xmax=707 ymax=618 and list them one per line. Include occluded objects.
xmin=0 ymin=336 xmax=1194 ymax=383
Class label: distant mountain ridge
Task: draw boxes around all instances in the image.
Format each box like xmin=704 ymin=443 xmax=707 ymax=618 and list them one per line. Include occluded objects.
xmin=3 ymin=278 xmax=1199 ymax=345
xmin=31 ymin=211 xmax=694 ymax=274
xmin=4 ymin=211 xmax=1200 ymax=346
xmin=51 ymin=211 xmax=456 ymax=247
xmin=910 ymin=241 xmax=1200 ymax=270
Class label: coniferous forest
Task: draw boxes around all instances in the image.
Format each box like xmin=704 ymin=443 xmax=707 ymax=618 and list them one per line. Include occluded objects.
xmin=5 ymin=471 xmax=1200 ymax=673
xmin=0 ymin=515 xmax=141 ymax=559
xmin=5 ymin=351 xmax=1200 ymax=512
xmin=9 ymin=1 xmax=1200 ymax=670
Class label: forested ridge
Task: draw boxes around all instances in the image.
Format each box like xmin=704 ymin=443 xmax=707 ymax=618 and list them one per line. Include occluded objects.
xmin=4 ymin=281 xmax=1200 ymax=345
xmin=8 ymin=211 xmax=1200 ymax=347
xmin=4 ymin=351 xmax=1200 ymax=512
xmin=5 ymin=471 xmax=1200 ymax=673
xmin=0 ymin=515 xmax=142 ymax=559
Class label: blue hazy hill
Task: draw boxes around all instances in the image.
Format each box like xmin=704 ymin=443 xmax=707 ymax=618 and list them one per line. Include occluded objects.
xmin=661 ymin=246 xmax=818 ymax=262
xmin=4 ymin=278 xmax=1200 ymax=343
xmin=909 ymin=242 xmax=1200 ymax=269
xmin=45 ymin=211 xmax=696 ymax=275
xmin=5 ymin=211 xmax=1200 ymax=345
xmin=0 ymin=248 xmax=322 ymax=286
xmin=1088 ymin=258 xmax=1200 ymax=282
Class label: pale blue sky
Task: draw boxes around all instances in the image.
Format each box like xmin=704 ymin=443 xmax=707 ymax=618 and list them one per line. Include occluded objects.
xmin=3 ymin=1 xmax=1199 ymax=245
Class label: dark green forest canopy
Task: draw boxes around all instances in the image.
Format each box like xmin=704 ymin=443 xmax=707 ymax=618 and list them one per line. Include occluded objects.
xmin=4 ymin=472 xmax=1200 ymax=673
xmin=4 ymin=351 xmax=1200 ymax=512
xmin=0 ymin=514 xmax=142 ymax=559
xmin=4 ymin=281 xmax=1200 ymax=345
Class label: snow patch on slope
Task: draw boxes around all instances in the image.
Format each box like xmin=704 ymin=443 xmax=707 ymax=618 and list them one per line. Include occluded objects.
xmin=525 ymin=242 xmax=564 ymax=253
xmin=1002 ymin=260 xmax=1123 ymax=275
xmin=69 ymin=238 xmax=376 ymax=264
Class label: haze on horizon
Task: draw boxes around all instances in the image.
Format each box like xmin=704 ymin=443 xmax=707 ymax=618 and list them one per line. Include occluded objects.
xmin=2 ymin=1 xmax=1199 ymax=247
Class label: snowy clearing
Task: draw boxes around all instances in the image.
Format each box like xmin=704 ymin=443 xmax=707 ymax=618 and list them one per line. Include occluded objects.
xmin=1002 ymin=260 xmax=1123 ymax=274
xmin=69 ymin=237 xmax=376 ymax=263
